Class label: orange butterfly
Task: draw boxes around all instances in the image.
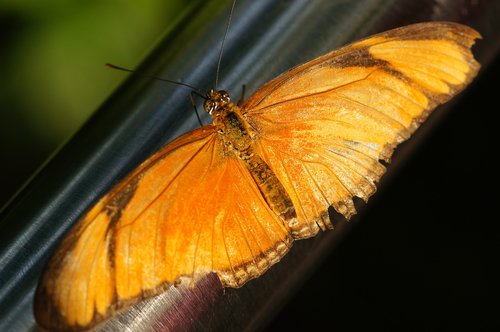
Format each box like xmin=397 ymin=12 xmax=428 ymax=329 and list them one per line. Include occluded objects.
xmin=34 ymin=21 xmax=480 ymax=331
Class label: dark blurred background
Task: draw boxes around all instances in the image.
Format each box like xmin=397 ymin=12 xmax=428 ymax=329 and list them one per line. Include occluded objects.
xmin=1 ymin=1 xmax=499 ymax=331
xmin=0 ymin=0 xmax=192 ymax=208
xmin=269 ymin=57 xmax=500 ymax=330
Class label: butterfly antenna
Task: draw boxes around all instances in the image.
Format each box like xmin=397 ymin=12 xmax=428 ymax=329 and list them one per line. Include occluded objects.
xmin=106 ymin=63 xmax=204 ymax=95
xmin=214 ymin=0 xmax=237 ymax=89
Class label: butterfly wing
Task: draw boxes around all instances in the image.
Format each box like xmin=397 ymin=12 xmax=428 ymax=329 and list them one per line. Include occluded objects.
xmin=243 ymin=22 xmax=480 ymax=238
xmin=34 ymin=126 xmax=292 ymax=331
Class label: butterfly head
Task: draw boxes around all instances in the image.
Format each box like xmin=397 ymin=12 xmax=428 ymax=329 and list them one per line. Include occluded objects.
xmin=204 ymin=89 xmax=231 ymax=116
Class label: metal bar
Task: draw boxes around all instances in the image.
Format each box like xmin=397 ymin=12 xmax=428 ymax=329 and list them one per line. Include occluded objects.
xmin=0 ymin=0 xmax=499 ymax=331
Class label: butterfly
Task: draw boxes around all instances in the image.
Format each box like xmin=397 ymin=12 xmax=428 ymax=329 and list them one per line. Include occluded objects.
xmin=34 ymin=21 xmax=480 ymax=331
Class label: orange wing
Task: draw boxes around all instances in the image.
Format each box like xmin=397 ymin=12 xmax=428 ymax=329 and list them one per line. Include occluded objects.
xmin=34 ymin=126 xmax=291 ymax=331
xmin=243 ymin=22 xmax=480 ymax=238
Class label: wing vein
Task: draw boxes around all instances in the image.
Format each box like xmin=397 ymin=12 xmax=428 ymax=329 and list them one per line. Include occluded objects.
xmin=280 ymin=158 xmax=315 ymax=235
xmin=250 ymin=71 xmax=376 ymax=113
xmin=82 ymin=227 xmax=109 ymax=324
xmin=64 ymin=217 xmax=104 ymax=325
xmin=304 ymin=163 xmax=331 ymax=207
xmin=190 ymin=203 xmax=203 ymax=282
xmin=367 ymin=78 xmax=428 ymax=110
xmin=170 ymin=140 xmax=215 ymax=282
xmin=114 ymin=136 xmax=215 ymax=232
xmin=373 ymin=44 xmax=468 ymax=63
xmin=335 ymin=92 xmax=408 ymax=131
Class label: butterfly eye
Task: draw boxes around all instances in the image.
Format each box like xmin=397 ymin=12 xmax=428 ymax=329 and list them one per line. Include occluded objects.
xmin=204 ymin=100 xmax=215 ymax=114
xmin=221 ymin=91 xmax=230 ymax=103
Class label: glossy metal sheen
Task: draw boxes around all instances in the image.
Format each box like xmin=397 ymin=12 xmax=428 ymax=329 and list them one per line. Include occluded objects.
xmin=1 ymin=0 xmax=499 ymax=331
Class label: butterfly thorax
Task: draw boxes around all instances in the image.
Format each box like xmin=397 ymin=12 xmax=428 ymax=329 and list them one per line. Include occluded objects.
xmin=205 ymin=89 xmax=254 ymax=156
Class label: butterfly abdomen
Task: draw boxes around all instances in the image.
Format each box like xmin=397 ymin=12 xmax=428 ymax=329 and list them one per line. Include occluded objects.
xmin=243 ymin=153 xmax=296 ymax=224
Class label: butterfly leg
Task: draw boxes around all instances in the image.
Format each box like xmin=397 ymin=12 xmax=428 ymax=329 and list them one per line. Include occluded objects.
xmin=237 ymin=84 xmax=246 ymax=106
xmin=189 ymin=91 xmax=204 ymax=127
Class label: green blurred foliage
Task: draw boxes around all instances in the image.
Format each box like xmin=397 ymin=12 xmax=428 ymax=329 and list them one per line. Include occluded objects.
xmin=0 ymin=0 xmax=196 ymax=207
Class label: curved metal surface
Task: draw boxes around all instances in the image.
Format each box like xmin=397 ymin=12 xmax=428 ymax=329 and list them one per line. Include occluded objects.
xmin=0 ymin=0 xmax=499 ymax=331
